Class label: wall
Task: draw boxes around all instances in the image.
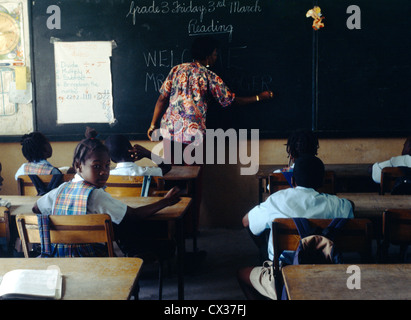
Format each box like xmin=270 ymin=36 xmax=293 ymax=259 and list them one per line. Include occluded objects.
xmin=0 ymin=0 xmax=33 ymax=136
xmin=0 ymin=137 xmax=404 ymax=228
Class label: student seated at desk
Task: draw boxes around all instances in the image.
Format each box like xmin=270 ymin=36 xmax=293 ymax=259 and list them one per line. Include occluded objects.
xmin=15 ymin=132 xmax=61 ymax=180
xmin=371 ymin=137 xmax=411 ymax=183
xmin=274 ymin=129 xmax=319 ymax=173
xmin=33 ymin=127 xmax=180 ymax=257
xmin=238 ymin=155 xmax=353 ymax=300
xmin=105 ymin=134 xmax=171 ymax=176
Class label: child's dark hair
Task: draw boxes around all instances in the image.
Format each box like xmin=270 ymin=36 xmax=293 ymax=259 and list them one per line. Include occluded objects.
xmin=105 ymin=134 xmax=133 ymax=163
xmin=20 ymin=131 xmax=50 ymax=162
xmin=191 ymin=36 xmax=219 ymax=61
xmin=286 ymin=129 xmax=319 ymax=159
xmin=72 ymin=127 xmax=109 ymax=168
xmin=293 ymin=155 xmax=325 ymax=189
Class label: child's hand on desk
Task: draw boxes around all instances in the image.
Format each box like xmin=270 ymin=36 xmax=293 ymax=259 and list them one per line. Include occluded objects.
xmin=164 ymin=186 xmax=181 ymax=206
xmin=129 ymin=144 xmax=151 ymax=161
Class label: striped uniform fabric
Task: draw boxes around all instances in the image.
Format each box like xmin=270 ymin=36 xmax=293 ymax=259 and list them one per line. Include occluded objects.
xmin=38 ymin=181 xmax=108 ymax=257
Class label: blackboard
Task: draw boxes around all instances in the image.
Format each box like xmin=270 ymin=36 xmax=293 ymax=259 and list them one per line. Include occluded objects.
xmin=29 ymin=0 xmax=411 ymax=141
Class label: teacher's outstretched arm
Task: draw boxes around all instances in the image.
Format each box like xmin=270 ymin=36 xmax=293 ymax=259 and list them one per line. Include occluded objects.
xmin=234 ymin=90 xmax=274 ymax=106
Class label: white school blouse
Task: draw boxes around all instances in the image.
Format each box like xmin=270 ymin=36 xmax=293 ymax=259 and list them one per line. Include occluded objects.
xmin=371 ymin=154 xmax=411 ymax=183
xmin=36 ymin=174 xmax=127 ymax=225
xmin=110 ymin=162 xmax=163 ymax=177
xmin=248 ymin=186 xmax=354 ymax=260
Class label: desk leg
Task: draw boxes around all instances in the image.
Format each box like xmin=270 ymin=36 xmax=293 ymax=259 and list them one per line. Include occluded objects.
xmin=176 ymin=218 xmax=185 ymax=300
xmin=258 ymin=178 xmax=263 ymax=203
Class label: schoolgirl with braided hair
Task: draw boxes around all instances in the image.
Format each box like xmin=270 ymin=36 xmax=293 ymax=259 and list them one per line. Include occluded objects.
xmin=33 ymin=127 xmax=181 ymax=257
xmin=15 ymin=131 xmax=61 ymax=180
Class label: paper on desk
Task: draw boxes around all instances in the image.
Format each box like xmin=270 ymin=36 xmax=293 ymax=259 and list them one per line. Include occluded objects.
xmin=0 ymin=269 xmax=62 ymax=300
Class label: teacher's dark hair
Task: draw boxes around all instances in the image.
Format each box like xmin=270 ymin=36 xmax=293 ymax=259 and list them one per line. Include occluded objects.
xmin=191 ymin=36 xmax=219 ymax=60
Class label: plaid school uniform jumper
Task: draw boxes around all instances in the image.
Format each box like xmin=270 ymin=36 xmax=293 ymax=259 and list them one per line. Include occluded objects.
xmin=39 ymin=181 xmax=108 ymax=257
xmin=23 ymin=162 xmax=55 ymax=175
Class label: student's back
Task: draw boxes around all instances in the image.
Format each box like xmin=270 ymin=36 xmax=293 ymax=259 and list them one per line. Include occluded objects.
xmin=15 ymin=132 xmax=61 ymax=180
xmin=238 ymin=155 xmax=354 ymax=300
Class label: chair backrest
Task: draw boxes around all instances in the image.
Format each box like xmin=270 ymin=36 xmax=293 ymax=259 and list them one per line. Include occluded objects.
xmin=268 ymin=173 xmax=291 ymax=194
xmin=0 ymin=207 xmax=10 ymax=250
xmin=383 ymin=209 xmax=411 ymax=245
xmin=104 ymin=175 xmax=164 ymax=197
xmin=380 ymin=167 xmax=411 ymax=195
xmin=268 ymin=170 xmax=336 ymax=195
xmin=16 ymin=214 xmax=115 ymax=257
xmin=17 ymin=174 xmax=74 ymax=196
xmin=318 ymin=170 xmax=336 ymax=195
xmin=272 ymin=218 xmax=373 ymax=272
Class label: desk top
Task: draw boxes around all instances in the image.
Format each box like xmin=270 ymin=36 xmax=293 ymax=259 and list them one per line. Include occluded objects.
xmin=0 ymin=257 xmax=142 ymax=300
xmin=2 ymin=195 xmax=192 ymax=221
xmin=163 ymin=165 xmax=201 ymax=180
xmin=282 ymin=264 xmax=411 ymax=300
xmin=256 ymin=163 xmax=372 ymax=178
xmin=338 ymin=193 xmax=411 ymax=218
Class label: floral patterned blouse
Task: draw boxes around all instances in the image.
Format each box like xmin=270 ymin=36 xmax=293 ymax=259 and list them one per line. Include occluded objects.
xmin=159 ymin=62 xmax=235 ymax=144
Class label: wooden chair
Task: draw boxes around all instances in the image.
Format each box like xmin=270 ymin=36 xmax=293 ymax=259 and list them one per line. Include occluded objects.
xmin=17 ymin=174 xmax=74 ymax=196
xmin=319 ymin=170 xmax=336 ymax=194
xmin=16 ymin=214 xmax=115 ymax=258
xmin=272 ymin=218 xmax=373 ymax=297
xmin=104 ymin=175 xmax=165 ymax=197
xmin=268 ymin=170 xmax=336 ymax=195
xmin=0 ymin=207 xmax=10 ymax=256
xmin=382 ymin=209 xmax=411 ymax=262
xmin=380 ymin=167 xmax=411 ymax=195
xmin=268 ymin=173 xmax=292 ymax=194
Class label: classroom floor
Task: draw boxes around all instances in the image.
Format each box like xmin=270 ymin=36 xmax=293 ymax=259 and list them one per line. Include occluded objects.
xmin=134 ymin=227 xmax=258 ymax=300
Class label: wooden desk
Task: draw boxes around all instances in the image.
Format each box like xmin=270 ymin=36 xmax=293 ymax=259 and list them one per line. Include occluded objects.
xmin=256 ymin=163 xmax=377 ymax=202
xmin=338 ymin=193 xmax=411 ymax=218
xmin=2 ymin=195 xmax=192 ymax=300
xmin=0 ymin=257 xmax=142 ymax=300
xmin=282 ymin=264 xmax=411 ymax=300
xmin=163 ymin=165 xmax=201 ymax=181
xmin=163 ymin=165 xmax=202 ymax=252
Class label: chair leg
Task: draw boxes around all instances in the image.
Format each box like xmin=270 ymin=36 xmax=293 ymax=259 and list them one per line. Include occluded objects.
xmin=158 ymin=260 xmax=164 ymax=300
xmin=400 ymin=244 xmax=409 ymax=262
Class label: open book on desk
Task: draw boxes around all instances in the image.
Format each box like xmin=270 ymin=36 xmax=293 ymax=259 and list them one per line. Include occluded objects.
xmin=0 ymin=269 xmax=62 ymax=300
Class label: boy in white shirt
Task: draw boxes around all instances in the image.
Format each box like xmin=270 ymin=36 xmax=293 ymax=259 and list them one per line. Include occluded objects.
xmin=238 ymin=155 xmax=354 ymax=300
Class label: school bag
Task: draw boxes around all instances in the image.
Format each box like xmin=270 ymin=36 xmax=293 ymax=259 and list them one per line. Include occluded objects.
xmin=280 ymin=217 xmax=348 ymax=299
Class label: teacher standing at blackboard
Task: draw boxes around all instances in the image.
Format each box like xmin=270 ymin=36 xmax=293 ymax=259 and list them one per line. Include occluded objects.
xmin=147 ymin=36 xmax=274 ymax=165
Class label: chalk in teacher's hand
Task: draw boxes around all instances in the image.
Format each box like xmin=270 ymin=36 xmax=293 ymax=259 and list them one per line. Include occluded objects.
xmin=306 ymin=6 xmax=325 ymax=31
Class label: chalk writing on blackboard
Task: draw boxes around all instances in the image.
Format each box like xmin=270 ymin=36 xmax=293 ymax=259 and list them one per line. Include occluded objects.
xmin=126 ymin=0 xmax=262 ymax=42
xmin=54 ymin=41 xmax=115 ymax=124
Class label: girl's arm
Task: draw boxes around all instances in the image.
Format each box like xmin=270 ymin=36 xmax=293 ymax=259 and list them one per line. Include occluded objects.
xmin=120 ymin=186 xmax=181 ymax=224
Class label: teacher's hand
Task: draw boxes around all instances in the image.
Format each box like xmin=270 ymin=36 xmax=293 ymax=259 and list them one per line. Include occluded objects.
xmin=258 ymin=90 xmax=274 ymax=101
xmin=147 ymin=124 xmax=157 ymax=141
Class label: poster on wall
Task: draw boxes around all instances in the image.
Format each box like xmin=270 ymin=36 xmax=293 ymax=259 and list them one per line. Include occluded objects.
xmin=0 ymin=2 xmax=25 ymax=66
xmin=54 ymin=41 xmax=115 ymax=124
